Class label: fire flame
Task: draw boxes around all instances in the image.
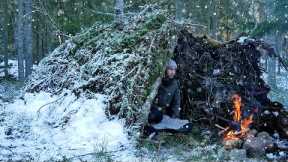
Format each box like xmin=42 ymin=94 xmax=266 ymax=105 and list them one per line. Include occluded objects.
xmin=224 ymin=94 xmax=254 ymax=141
xmin=232 ymin=94 xmax=241 ymax=122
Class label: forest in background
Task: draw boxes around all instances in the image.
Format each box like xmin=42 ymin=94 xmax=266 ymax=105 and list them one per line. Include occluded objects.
xmin=0 ymin=0 xmax=287 ymax=80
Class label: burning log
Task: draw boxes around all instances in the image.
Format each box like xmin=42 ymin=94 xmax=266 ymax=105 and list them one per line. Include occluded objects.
xmin=216 ymin=116 xmax=241 ymax=132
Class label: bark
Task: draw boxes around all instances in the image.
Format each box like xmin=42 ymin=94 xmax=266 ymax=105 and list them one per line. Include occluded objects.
xmin=57 ymin=0 xmax=64 ymax=43
xmin=35 ymin=14 xmax=40 ymax=64
xmin=16 ymin=0 xmax=25 ymax=81
xmin=276 ymin=35 xmax=283 ymax=74
xmin=209 ymin=0 xmax=218 ymax=39
xmin=267 ymin=54 xmax=277 ymax=88
xmin=23 ymin=0 xmax=33 ymax=77
xmin=2 ymin=0 xmax=9 ymax=78
xmin=1 ymin=0 xmax=9 ymax=78
xmin=45 ymin=21 xmax=49 ymax=55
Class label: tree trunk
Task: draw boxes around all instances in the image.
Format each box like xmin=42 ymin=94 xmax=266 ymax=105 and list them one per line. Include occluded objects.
xmin=276 ymin=35 xmax=283 ymax=74
xmin=175 ymin=0 xmax=184 ymax=23
xmin=268 ymin=56 xmax=277 ymax=88
xmin=45 ymin=21 xmax=49 ymax=55
xmin=1 ymin=0 xmax=9 ymax=78
xmin=15 ymin=0 xmax=25 ymax=81
xmin=57 ymin=0 xmax=64 ymax=43
xmin=115 ymin=0 xmax=124 ymax=30
xmin=35 ymin=13 xmax=40 ymax=64
xmin=267 ymin=34 xmax=279 ymax=88
xmin=209 ymin=0 xmax=218 ymax=39
xmin=23 ymin=0 xmax=33 ymax=77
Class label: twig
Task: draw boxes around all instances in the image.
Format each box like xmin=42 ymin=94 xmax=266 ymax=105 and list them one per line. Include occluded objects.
xmin=37 ymin=93 xmax=67 ymax=116
xmin=217 ymin=126 xmax=230 ymax=136
xmin=67 ymin=148 xmax=125 ymax=160
xmin=215 ymin=124 xmax=226 ymax=130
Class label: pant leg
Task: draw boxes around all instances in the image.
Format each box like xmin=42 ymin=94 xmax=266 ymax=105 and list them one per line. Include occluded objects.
xmin=148 ymin=106 xmax=163 ymax=124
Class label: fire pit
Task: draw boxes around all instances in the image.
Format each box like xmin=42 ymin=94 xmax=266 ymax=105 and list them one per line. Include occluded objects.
xmin=223 ymin=94 xmax=254 ymax=141
xmin=220 ymin=94 xmax=255 ymax=149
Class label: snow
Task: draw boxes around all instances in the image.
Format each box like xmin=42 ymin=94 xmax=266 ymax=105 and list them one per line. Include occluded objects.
xmin=262 ymin=71 xmax=288 ymax=108
xmin=0 ymin=60 xmax=18 ymax=78
xmin=0 ymin=59 xmax=39 ymax=79
xmin=237 ymin=36 xmax=256 ymax=44
xmin=0 ymin=91 xmax=134 ymax=161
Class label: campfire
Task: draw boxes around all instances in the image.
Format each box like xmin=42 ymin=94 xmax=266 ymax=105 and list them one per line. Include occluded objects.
xmin=223 ymin=94 xmax=254 ymax=141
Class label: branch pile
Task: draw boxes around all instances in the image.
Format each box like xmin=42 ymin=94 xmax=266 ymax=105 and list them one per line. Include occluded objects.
xmin=173 ymin=30 xmax=288 ymax=139
xmin=25 ymin=6 xmax=184 ymax=125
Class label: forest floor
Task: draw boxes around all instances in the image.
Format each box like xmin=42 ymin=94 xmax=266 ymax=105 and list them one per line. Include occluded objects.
xmin=0 ymin=90 xmax=136 ymax=162
xmin=0 ymin=79 xmax=278 ymax=162
xmin=0 ymin=60 xmax=23 ymax=103
xmin=262 ymin=72 xmax=288 ymax=107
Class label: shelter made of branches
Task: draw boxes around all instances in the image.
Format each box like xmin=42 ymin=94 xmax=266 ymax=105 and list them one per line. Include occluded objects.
xmin=173 ymin=30 xmax=288 ymax=139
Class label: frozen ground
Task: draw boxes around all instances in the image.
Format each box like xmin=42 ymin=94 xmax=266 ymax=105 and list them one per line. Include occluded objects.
xmin=0 ymin=91 xmax=135 ymax=162
xmin=262 ymin=72 xmax=288 ymax=107
xmin=0 ymin=60 xmax=18 ymax=78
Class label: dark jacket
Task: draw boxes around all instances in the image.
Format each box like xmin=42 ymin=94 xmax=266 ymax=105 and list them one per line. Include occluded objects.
xmin=152 ymin=77 xmax=181 ymax=118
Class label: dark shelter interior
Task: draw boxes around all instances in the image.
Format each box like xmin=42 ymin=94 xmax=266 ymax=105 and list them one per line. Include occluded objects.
xmin=172 ymin=29 xmax=288 ymax=139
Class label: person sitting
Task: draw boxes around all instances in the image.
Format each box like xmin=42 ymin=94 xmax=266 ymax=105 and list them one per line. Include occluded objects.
xmin=144 ymin=59 xmax=192 ymax=139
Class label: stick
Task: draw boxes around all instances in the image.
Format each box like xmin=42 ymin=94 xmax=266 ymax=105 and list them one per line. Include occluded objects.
xmin=215 ymin=124 xmax=226 ymax=130
xmin=67 ymin=148 xmax=125 ymax=160
xmin=37 ymin=93 xmax=67 ymax=116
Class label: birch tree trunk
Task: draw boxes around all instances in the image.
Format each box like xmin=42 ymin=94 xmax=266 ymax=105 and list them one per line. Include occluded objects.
xmin=115 ymin=0 xmax=124 ymax=30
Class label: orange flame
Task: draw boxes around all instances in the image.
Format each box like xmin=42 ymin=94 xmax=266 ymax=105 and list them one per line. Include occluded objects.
xmin=224 ymin=94 xmax=254 ymax=141
xmin=232 ymin=94 xmax=242 ymax=122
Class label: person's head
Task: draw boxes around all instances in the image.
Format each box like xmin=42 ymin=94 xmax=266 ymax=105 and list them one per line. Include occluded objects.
xmin=165 ymin=59 xmax=177 ymax=79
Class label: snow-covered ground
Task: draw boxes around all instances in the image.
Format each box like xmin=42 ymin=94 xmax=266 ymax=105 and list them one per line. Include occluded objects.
xmin=0 ymin=91 xmax=135 ymax=161
xmin=0 ymin=60 xmax=18 ymax=78
xmin=262 ymin=72 xmax=288 ymax=108
xmin=0 ymin=60 xmax=39 ymax=79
